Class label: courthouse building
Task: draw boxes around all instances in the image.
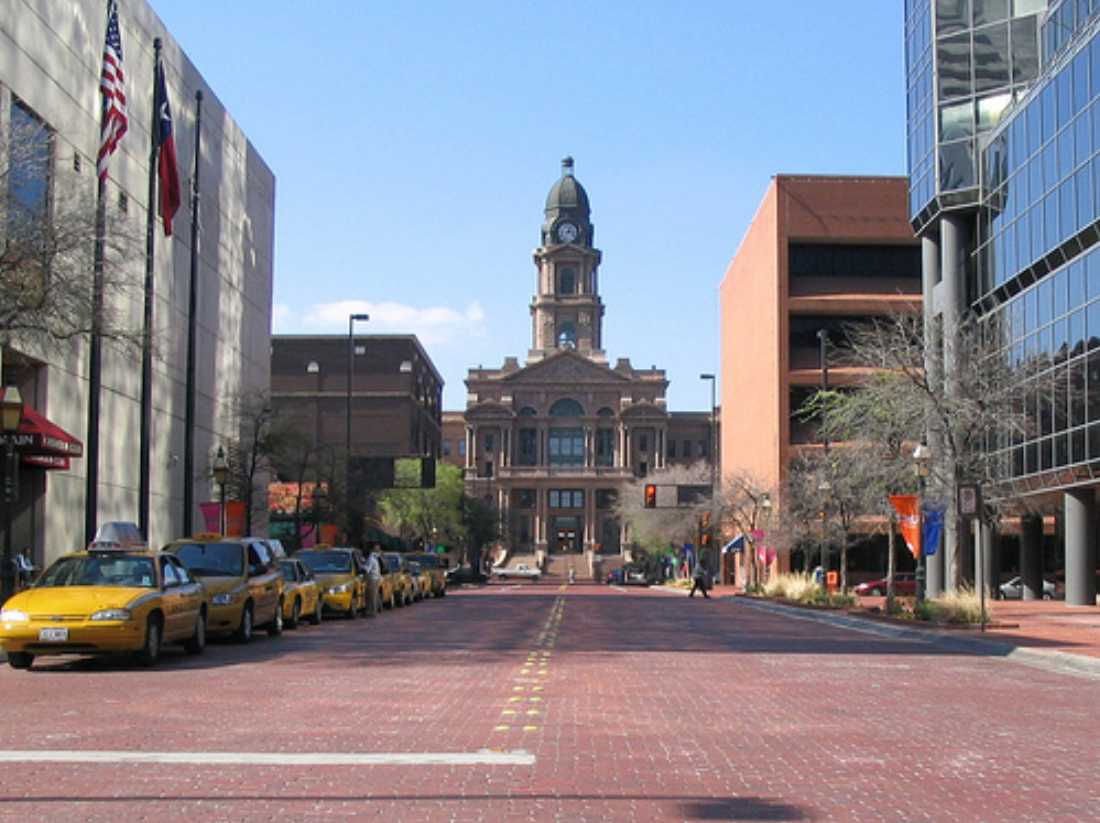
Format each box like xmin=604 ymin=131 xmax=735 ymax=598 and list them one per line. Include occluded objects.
xmin=458 ymin=158 xmax=712 ymax=564
xmin=905 ymin=0 xmax=1099 ymax=604
xmin=1 ymin=1 xmax=275 ymax=561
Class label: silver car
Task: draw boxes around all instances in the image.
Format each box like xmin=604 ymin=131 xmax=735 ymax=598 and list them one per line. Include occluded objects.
xmin=997 ymin=576 xmax=1057 ymax=600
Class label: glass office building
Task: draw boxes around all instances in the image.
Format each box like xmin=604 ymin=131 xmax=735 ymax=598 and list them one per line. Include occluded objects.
xmin=906 ymin=0 xmax=1100 ymax=606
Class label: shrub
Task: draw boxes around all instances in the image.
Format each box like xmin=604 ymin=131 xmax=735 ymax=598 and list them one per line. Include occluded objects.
xmin=914 ymin=587 xmax=987 ymax=624
xmin=763 ymin=572 xmax=820 ymax=602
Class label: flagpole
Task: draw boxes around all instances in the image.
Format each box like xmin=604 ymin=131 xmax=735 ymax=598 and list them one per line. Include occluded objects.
xmin=182 ymin=88 xmax=202 ymax=537
xmin=139 ymin=37 xmax=162 ymax=540
xmin=84 ymin=178 xmax=106 ymax=547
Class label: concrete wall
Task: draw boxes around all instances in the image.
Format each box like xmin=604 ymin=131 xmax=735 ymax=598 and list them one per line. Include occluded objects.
xmin=1 ymin=0 xmax=275 ymax=557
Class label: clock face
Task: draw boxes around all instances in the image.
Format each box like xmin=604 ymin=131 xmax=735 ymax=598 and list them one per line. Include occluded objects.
xmin=557 ymin=222 xmax=578 ymax=243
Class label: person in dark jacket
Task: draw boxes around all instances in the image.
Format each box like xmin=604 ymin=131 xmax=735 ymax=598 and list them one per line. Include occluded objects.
xmin=689 ymin=561 xmax=709 ymax=598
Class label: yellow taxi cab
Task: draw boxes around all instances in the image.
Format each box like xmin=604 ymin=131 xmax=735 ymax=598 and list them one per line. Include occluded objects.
xmin=406 ymin=560 xmax=432 ymax=602
xmin=163 ymin=533 xmax=284 ymax=642
xmin=382 ymin=553 xmax=415 ymax=607
xmin=408 ymin=552 xmax=447 ymax=597
xmin=278 ymin=557 xmax=322 ymax=628
xmin=0 ymin=522 xmax=208 ymax=669
xmin=296 ymin=547 xmax=368 ymax=618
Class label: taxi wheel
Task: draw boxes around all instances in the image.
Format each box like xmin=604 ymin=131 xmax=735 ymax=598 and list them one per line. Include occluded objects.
xmin=287 ymin=598 xmax=301 ymax=630
xmin=234 ymin=603 xmax=254 ymax=644
xmin=267 ymin=600 xmax=284 ymax=636
xmin=7 ymin=652 xmax=33 ymax=670
xmin=310 ymin=597 xmax=322 ymax=625
xmin=135 ymin=617 xmax=162 ymax=667
xmin=184 ymin=610 xmax=206 ymax=655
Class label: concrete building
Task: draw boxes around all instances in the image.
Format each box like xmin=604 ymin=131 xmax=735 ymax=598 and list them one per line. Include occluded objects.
xmin=719 ymin=175 xmax=922 ymax=583
xmin=1 ymin=1 xmax=275 ymax=563
xmin=905 ymin=0 xmax=1099 ymax=605
xmin=270 ymin=335 xmax=443 ymax=462
xmin=459 ymin=158 xmax=714 ymax=575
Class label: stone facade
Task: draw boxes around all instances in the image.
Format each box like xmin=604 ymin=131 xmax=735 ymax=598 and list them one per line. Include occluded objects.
xmin=459 ymin=159 xmax=713 ymax=559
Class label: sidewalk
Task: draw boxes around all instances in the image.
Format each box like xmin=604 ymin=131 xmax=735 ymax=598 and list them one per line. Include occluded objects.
xmin=663 ymin=582 xmax=1100 ymax=675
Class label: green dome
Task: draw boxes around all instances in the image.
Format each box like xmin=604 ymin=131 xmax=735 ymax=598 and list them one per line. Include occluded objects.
xmin=544 ymin=156 xmax=590 ymax=215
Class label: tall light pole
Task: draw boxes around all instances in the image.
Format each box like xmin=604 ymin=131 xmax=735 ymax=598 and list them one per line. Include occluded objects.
xmin=346 ymin=313 xmax=369 ymax=541
xmin=2 ymin=386 xmax=25 ymax=601
xmin=212 ymin=445 xmax=229 ymax=536
xmin=699 ymin=373 xmax=717 ymax=583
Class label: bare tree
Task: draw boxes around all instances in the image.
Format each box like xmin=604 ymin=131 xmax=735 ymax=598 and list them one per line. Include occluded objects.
xmin=613 ymin=462 xmax=712 ymax=562
xmin=2 ymin=104 xmax=141 ymax=352
xmin=804 ymin=311 xmax=1032 ymax=590
xmin=710 ymin=470 xmax=776 ymax=590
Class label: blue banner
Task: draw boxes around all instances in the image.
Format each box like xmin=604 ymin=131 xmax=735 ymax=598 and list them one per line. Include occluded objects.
xmin=921 ymin=503 xmax=945 ymax=556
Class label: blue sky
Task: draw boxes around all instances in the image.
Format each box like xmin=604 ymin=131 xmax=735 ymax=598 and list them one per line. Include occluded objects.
xmin=150 ymin=1 xmax=908 ymax=411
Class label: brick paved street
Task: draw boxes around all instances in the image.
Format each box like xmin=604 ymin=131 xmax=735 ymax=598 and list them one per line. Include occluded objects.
xmin=0 ymin=582 xmax=1097 ymax=822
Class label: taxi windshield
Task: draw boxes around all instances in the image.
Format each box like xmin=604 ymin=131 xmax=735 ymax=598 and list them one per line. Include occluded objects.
xmin=414 ymin=554 xmax=439 ymax=569
xmin=298 ymin=551 xmax=352 ymax=574
xmin=384 ymin=555 xmax=402 ymax=573
xmin=37 ymin=555 xmax=156 ymax=588
xmin=173 ymin=542 xmax=244 ymax=577
xmin=278 ymin=560 xmax=298 ymax=582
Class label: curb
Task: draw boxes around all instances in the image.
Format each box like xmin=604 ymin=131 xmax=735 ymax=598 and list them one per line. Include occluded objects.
xmin=731 ymin=596 xmax=1100 ymax=682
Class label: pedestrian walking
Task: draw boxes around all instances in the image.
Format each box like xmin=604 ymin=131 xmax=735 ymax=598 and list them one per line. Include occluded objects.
xmin=689 ymin=561 xmax=709 ymax=599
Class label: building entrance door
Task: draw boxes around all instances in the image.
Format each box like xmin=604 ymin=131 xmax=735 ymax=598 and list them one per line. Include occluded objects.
xmin=551 ymin=516 xmax=581 ymax=553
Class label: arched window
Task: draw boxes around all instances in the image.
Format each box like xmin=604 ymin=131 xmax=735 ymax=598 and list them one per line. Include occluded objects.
xmin=596 ymin=407 xmax=615 ymax=417
xmin=518 ymin=406 xmax=538 ymax=417
xmin=549 ymin=398 xmax=584 ymax=417
xmin=558 ymin=266 xmax=576 ymax=295
xmin=557 ymin=323 xmax=576 ymax=349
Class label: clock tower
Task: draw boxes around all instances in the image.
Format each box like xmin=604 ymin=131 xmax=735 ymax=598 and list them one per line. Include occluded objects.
xmin=529 ymin=157 xmax=606 ymax=363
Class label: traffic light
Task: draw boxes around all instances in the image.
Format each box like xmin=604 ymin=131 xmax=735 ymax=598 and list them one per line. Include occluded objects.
xmin=644 ymin=484 xmax=657 ymax=509
xmin=700 ymin=511 xmax=712 ymax=546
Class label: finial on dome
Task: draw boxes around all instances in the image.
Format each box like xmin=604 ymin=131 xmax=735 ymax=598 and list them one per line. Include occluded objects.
xmin=561 ymin=156 xmax=574 ymax=176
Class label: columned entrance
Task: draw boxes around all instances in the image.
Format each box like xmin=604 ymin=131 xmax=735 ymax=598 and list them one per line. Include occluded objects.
xmin=551 ymin=516 xmax=582 ymax=553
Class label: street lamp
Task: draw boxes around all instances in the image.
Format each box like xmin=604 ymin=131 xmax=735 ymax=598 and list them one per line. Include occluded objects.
xmin=212 ymin=445 xmax=229 ymax=536
xmin=912 ymin=441 xmax=932 ymax=604
xmin=817 ymin=476 xmax=831 ymax=580
xmin=313 ymin=482 xmax=327 ymax=546
xmin=346 ymin=313 xmax=369 ymax=541
xmin=2 ymin=386 xmax=25 ymax=600
xmin=700 ymin=373 xmax=717 ymax=579
xmin=756 ymin=492 xmax=772 ymax=590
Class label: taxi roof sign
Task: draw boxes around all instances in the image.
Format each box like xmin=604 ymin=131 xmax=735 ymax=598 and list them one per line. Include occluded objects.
xmin=88 ymin=521 xmax=146 ymax=552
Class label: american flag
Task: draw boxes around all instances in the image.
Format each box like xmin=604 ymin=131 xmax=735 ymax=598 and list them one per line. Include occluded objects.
xmin=97 ymin=0 xmax=128 ymax=181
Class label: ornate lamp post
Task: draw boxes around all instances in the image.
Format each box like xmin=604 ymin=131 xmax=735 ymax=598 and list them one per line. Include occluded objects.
xmin=817 ymin=477 xmax=831 ymax=580
xmin=756 ymin=492 xmax=772 ymax=589
xmin=2 ymin=386 xmax=25 ymax=601
xmin=912 ymin=441 xmax=932 ymax=604
xmin=212 ymin=446 xmax=229 ymax=536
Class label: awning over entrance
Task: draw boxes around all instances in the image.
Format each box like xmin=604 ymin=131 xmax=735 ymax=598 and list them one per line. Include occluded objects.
xmin=0 ymin=405 xmax=83 ymax=470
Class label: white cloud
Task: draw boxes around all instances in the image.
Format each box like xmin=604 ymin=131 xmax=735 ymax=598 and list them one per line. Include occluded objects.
xmin=273 ymin=299 xmax=488 ymax=346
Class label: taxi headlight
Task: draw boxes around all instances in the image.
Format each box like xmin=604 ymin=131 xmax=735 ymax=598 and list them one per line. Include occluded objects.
xmin=327 ymin=583 xmax=351 ymax=594
xmin=0 ymin=609 xmax=28 ymax=623
xmin=90 ymin=608 xmax=132 ymax=622
xmin=211 ymin=593 xmax=235 ymax=606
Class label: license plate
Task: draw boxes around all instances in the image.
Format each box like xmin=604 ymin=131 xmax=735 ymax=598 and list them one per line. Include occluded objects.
xmin=38 ymin=628 xmax=68 ymax=642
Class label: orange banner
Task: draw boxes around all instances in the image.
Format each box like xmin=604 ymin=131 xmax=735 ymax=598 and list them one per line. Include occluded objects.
xmin=888 ymin=494 xmax=921 ymax=560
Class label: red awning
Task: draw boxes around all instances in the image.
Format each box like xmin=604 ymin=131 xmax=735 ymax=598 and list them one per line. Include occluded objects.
xmin=0 ymin=406 xmax=83 ymax=460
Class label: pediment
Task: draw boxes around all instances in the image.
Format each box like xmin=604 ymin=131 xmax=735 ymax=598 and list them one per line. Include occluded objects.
xmin=503 ymin=350 xmax=629 ymax=385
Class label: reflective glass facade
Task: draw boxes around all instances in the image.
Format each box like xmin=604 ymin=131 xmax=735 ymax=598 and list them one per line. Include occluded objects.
xmin=976 ymin=5 xmax=1100 ymax=490
xmin=905 ymin=0 xmax=1045 ymax=232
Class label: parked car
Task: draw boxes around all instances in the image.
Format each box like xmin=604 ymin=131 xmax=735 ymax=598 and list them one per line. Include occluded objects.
xmin=297 ymin=548 xmax=369 ymax=618
xmin=622 ymin=565 xmax=651 ymax=586
xmin=407 ymin=552 xmax=447 ymax=597
xmin=493 ymin=563 xmax=541 ymax=580
xmin=164 ymin=534 xmax=284 ymax=642
xmin=0 ymin=522 xmax=208 ymax=669
xmin=853 ymin=573 xmax=917 ymax=596
xmin=382 ymin=553 xmax=415 ymax=606
xmin=278 ymin=558 xmax=323 ymax=627
xmin=406 ymin=560 xmax=431 ymax=602
xmin=997 ymin=576 xmax=1057 ymax=600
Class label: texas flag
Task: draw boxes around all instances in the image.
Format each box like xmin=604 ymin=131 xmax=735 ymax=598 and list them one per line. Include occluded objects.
xmin=153 ymin=58 xmax=181 ymax=235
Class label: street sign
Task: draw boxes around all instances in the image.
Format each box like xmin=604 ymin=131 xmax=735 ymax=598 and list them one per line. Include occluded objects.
xmin=958 ymin=484 xmax=981 ymax=518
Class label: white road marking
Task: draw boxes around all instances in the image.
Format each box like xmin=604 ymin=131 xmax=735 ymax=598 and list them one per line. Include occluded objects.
xmin=0 ymin=749 xmax=536 ymax=766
